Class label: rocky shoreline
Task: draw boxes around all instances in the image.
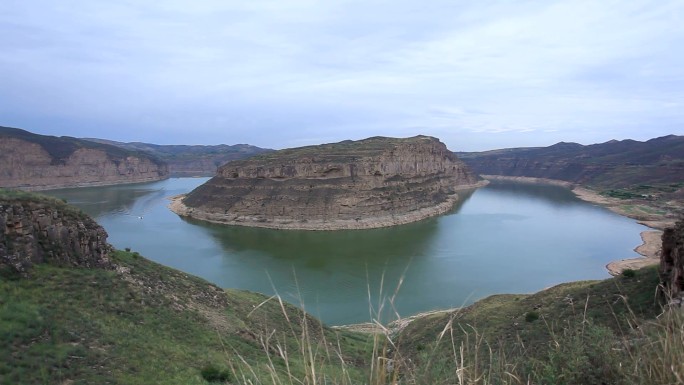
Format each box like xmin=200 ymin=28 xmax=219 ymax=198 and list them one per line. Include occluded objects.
xmin=168 ymin=181 xmax=487 ymax=230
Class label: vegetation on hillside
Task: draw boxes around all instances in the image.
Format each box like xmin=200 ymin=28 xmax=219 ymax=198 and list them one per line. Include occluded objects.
xmin=2 ymin=190 xmax=683 ymax=384
xmin=0 ymin=249 xmax=372 ymax=384
xmin=457 ymin=135 xmax=684 ymax=188
xmin=246 ymin=135 xmax=441 ymax=163
xmin=3 ymin=247 xmax=683 ymax=384
xmin=458 ymin=136 xmax=684 ymax=223
xmin=390 ymin=266 xmax=679 ymax=384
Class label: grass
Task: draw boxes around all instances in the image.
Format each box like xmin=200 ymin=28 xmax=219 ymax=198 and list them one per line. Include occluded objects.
xmin=1 ymin=183 xmax=681 ymax=385
xmin=0 ymin=250 xmax=372 ymax=384
xmin=381 ymin=265 xmax=684 ymax=385
xmin=3 ymin=247 xmax=683 ymax=384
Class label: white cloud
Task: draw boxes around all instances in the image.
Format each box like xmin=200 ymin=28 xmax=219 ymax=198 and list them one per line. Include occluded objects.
xmin=0 ymin=0 xmax=682 ymax=149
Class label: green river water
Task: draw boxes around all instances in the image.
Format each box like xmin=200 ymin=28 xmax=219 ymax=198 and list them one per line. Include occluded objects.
xmin=45 ymin=178 xmax=646 ymax=325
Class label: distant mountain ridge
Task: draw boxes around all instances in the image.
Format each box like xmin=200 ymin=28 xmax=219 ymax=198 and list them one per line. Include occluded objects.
xmin=0 ymin=126 xmax=169 ymax=190
xmin=458 ymin=135 xmax=684 ymax=188
xmin=85 ymin=138 xmax=273 ymax=176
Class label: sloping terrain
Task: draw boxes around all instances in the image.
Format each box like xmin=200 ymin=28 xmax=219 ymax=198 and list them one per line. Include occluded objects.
xmin=458 ymin=135 xmax=684 ymax=188
xmin=459 ymin=136 xmax=684 ymax=224
xmin=0 ymin=190 xmax=370 ymax=384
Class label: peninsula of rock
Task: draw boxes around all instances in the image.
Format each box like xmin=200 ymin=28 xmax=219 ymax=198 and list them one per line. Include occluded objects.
xmin=170 ymin=135 xmax=484 ymax=230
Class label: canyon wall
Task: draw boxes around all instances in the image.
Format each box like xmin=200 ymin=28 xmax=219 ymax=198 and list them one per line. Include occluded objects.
xmin=0 ymin=127 xmax=169 ymax=190
xmin=173 ymin=135 xmax=483 ymax=230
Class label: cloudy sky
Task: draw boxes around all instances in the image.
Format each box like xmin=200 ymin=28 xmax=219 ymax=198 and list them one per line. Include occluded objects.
xmin=1 ymin=1 xmax=682 ymax=151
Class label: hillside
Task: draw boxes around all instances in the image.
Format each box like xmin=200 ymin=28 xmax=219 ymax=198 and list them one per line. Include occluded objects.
xmin=172 ymin=135 xmax=483 ymax=230
xmin=85 ymin=138 xmax=273 ymax=177
xmin=458 ymin=135 xmax=684 ymax=224
xmin=0 ymin=189 xmax=370 ymax=384
xmin=0 ymin=127 xmax=169 ymax=190
xmin=458 ymin=135 xmax=684 ymax=188
xmin=2 ymin=189 xmax=682 ymax=384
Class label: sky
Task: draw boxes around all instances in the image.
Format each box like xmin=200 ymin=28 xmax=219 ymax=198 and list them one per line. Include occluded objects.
xmin=1 ymin=1 xmax=683 ymax=151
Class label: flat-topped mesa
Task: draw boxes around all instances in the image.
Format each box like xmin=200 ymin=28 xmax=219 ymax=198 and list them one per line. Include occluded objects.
xmin=172 ymin=135 xmax=484 ymax=230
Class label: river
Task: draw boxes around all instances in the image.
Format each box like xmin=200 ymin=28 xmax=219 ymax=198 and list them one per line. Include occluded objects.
xmin=44 ymin=178 xmax=646 ymax=325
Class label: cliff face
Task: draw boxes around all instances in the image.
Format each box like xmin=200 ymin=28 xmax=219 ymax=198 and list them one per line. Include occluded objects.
xmin=660 ymin=220 xmax=684 ymax=303
xmin=0 ymin=127 xmax=169 ymax=190
xmin=0 ymin=191 xmax=112 ymax=276
xmin=174 ymin=135 xmax=482 ymax=230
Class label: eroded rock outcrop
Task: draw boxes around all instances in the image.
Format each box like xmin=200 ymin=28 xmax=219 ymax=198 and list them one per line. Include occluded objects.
xmin=172 ymin=135 xmax=483 ymax=230
xmin=0 ymin=191 xmax=112 ymax=276
xmin=0 ymin=126 xmax=169 ymax=190
xmin=660 ymin=220 xmax=684 ymax=303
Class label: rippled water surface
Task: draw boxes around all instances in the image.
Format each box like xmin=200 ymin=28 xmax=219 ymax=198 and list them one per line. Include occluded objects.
xmin=45 ymin=178 xmax=646 ymax=325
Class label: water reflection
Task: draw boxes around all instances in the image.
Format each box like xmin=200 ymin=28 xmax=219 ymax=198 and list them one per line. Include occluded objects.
xmin=181 ymin=190 xmax=476 ymax=322
xmin=44 ymin=184 xmax=164 ymax=218
xmin=42 ymin=178 xmax=644 ymax=325
xmin=482 ymin=180 xmax=580 ymax=205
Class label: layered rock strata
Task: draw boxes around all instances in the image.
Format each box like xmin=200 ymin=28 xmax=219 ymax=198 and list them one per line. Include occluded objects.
xmin=0 ymin=127 xmax=169 ymax=190
xmin=0 ymin=192 xmax=112 ymax=276
xmin=172 ymin=135 xmax=483 ymax=230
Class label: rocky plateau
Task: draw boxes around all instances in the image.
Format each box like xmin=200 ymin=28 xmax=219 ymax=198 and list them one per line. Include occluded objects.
xmin=172 ymin=135 xmax=483 ymax=230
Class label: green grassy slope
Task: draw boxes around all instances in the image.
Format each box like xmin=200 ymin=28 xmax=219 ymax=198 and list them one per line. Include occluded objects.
xmin=393 ymin=266 xmax=674 ymax=384
xmin=399 ymin=267 xmax=662 ymax=351
xmin=0 ymin=250 xmax=371 ymax=385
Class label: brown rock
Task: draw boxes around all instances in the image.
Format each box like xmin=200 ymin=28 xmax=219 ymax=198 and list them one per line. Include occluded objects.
xmin=0 ymin=193 xmax=112 ymax=276
xmin=0 ymin=126 xmax=169 ymax=190
xmin=174 ymin=135 xmax=484 ymax=230
xmin=660 ymin=220 xmax=684 ymax=300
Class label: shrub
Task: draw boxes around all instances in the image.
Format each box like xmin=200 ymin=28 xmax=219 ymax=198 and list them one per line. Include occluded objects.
xmin=622 ymin=269 xmax=636 ymax=278
xmin=525 ymin=311 xmax=540 ymax=322
xmin=200 ymin=364 xmax=232 ymax=383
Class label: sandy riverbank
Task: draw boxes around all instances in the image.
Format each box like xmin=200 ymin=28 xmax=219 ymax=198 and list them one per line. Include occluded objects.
xmin=482 ymin=175 xmax=673 ymax=276
xmin=167 ymin=180 xmax=488 ymax=231
xmin=605 ymin=230 xmax=662 ymax=276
